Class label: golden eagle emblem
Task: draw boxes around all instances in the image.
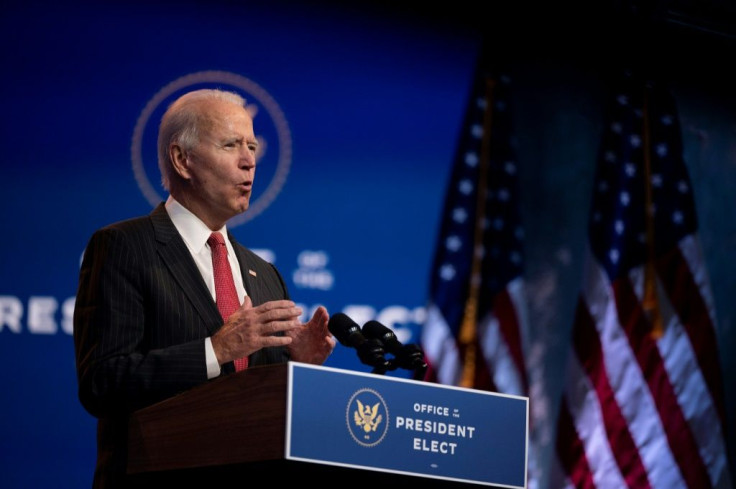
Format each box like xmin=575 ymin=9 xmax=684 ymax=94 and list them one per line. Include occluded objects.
xmin=353 ymin=399 xmax=383 ymax=433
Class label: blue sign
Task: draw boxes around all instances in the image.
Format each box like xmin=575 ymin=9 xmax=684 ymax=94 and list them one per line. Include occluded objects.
xmin=286 ymin=362 xmax=528 ymax=487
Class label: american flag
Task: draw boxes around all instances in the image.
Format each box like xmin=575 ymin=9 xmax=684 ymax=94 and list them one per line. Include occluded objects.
xmin=551 ymin=71 xmax=732 ymax=489
xmin=420 ymin=53 xmax=530 ymax=399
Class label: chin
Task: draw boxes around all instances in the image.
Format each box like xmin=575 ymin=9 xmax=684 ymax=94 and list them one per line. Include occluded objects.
xmin=236 ymin=201 xmax=250 ymax=213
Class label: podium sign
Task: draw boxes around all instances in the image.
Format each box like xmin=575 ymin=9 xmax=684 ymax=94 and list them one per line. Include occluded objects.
xmin=285 ymin=363 xmax=528 ymax=488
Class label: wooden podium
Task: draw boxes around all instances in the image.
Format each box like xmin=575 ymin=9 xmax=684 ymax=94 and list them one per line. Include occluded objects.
xmin=127 ymin=363 xmax=480 ymax=488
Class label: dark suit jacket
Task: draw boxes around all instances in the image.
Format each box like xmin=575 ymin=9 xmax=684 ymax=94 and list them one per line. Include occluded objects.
xmin=73 ymin=203 xmax=291 ymax=488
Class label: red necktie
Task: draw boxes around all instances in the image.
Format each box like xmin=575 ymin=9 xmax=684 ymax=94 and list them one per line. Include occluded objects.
xmin=208 ymin=232 xmax=248 ymax=371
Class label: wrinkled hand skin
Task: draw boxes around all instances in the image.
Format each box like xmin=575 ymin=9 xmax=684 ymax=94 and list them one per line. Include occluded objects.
xmin=211 ymin=296 xmax=304 ymax=365
xmin=287 ymin=306 xmax=336 ymax=365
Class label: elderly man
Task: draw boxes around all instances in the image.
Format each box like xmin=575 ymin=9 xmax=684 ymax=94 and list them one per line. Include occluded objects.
xmin=73 ymin=88 xmax=335 ymax=488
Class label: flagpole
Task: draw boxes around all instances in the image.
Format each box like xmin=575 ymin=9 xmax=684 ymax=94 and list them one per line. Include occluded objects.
xmin=459 ymin=76 xmax=495 ymax=388
xmin=642 ymin=82 xmax=664 ymax=338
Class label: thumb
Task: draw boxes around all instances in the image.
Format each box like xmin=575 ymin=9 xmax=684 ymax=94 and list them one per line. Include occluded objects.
xmin=240 ymin=295 xmax=253 ymax=310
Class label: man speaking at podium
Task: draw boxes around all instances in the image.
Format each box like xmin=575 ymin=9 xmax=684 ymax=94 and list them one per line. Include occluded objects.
xmin=73 ymin=88 xmax=336 ymax=488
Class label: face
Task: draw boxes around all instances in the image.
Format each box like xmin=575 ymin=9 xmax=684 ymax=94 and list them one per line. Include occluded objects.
xmin=173 ymin=99 xmax=258 ymax=229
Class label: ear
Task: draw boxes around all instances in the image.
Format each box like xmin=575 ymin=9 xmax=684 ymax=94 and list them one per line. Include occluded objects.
xmin=170 ymin=144 xmax=191 ymax=180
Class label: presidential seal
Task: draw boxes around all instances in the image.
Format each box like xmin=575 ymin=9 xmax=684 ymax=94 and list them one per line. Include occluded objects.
xmin=346 ymin=388 xmax=389 ymax=447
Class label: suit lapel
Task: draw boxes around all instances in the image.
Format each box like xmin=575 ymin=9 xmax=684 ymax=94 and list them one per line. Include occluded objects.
xmin=229 ymin=233 xmax=259 ymax=304
xmin=150 ymin=203 xmax=222 ymax=335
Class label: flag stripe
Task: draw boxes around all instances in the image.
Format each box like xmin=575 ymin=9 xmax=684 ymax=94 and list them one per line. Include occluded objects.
xmin=586 ymin=255 xmax=687 ymax=489
xmin=656 ymin=242 xmax=726 ymax=425
xmin=573 ymin=294 xmax=652 ymax=488
xmin=556 ymin=398 xmax=597 ymax=489
xmin=555 ymin=71 xmax=731 ymax=489
xmin=615 ymin=277 xmax=713 ymax=489
xmin=560 ymin=332 xmax=631 ymax=489
xmin=492 ymin=281 xmax=529 ymax=394
xmin=422 ymin=53 xmax=528 ymax=395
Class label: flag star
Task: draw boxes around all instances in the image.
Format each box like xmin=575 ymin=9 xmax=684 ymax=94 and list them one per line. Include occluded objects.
xmin=609 ymin=248 xmax=620 ymax=264
xmin=637 ymin=232 xmax=647 ymax=243
xmin=629 ymin=134 xmax=642 ymax=147
xmin=651 ymin=174 xmax=663 ymax=187
xmin=453 ymin=207 xmax=467 ymax=223
xmin=439 ymin=264 xmax=456 ymax=281
xmin=625 ymin=163 xmax=636 ymax=177
xmin=598 ymin=180 xmax=609 ymax=192
xmin=677 ymin=180 xmax=689 ymax=193
xmin=495 ymin=99 xmax=507 ymax=112
xmin=471 ymin=124 xmax=483 ymax=138
xmin=620 ymin=191 xmax=631 ymax=206
xmin=656 ymin=143 xmax=668 ymax=157
xmin=459 ymin=179 xmax=474 ymax=195
xmin=465 ymin=151 xmax=479 ymax=167
xmin=445 ymin=235 xmax=462 ymax=252
xmin=498 ymin=188 xmax=510 ymax=201
xmin=604 ymin=150 xmax=616 ymax=163
xmin=493 ymin=217 xmax=505 ymax=230
xmin=611 ymin=122 xmax=623 ymax=134
xmin=616 ymin=94 xmax=629 ymax=106
xmin=510 ymin=251 xmax=522 ymax=264
xmin=515 ymin=226 xmax=524 ymax=240
xmin=673 ymin=210 xmax=684 ymax=225
xmin=614 ymin=220 xmax=625 ymax=235
xmin=476 ymin=97 xmax=487 ymax=110
xmin=661 ymin=114 xmax=673 ymax=125
xmin=504 ymin=161 xmax=517 ymax=174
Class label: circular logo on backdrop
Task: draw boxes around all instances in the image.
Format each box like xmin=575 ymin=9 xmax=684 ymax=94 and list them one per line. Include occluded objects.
xmin=131 ymin=70 xmax=292 ymax=228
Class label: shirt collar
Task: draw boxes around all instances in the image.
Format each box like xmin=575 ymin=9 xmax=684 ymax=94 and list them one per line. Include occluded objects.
xmin=165 ymin=196 xmax=229 ymax=254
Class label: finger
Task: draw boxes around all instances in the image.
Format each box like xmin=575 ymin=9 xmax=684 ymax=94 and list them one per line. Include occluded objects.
xmin=255 ymin=299 xmax=297 ymax=312
xmin=312 ymin=306 xmax=329 ymax=324
xmin=239 ymin=295 xmax=253 ymax=311
xmin=262 ymin=318 xmax=303 ymax=335
xmin=259 ymin=305 xmax=303 ymax=323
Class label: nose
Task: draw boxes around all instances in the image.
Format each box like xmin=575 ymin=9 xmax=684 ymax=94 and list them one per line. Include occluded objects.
xmin=239 ymin=149 xmax=256 ymax=170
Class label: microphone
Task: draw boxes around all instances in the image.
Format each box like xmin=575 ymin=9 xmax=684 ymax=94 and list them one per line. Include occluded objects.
xmin=362 ymin=320 xmax=428 ymax=377
xmin=327 ymin=313 xmax=391 ymax=373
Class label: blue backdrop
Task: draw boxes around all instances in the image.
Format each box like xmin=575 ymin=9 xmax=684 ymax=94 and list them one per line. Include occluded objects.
xmin=1 ymin=1 xmax=734 ymax=487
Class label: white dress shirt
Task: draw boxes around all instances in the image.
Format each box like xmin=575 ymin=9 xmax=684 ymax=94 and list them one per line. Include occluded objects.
xmin=165 ymin=196 xmax=247 ymax=379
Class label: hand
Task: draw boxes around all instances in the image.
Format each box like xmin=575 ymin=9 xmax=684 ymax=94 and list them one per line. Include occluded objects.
xmin=286 ymin=306 xmax=336 ymax=365
xmin=210 ymin=296 xmax=303 ymax=365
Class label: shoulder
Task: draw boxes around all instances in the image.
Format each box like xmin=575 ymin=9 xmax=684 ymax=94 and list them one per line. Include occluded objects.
xmin=88 ymin=214 xmax=154 ymax=244
xmin=89 ymin=204 xmax=167 ymax=243
xmin=82 ymin=212 xmax=160 ymax=264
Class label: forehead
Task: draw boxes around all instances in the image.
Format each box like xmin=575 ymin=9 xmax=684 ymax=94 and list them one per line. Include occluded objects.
xmin=200 ymin=99 xmax=253 ymax=135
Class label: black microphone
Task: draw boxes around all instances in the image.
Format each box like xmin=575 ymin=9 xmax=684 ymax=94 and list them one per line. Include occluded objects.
xmin=327 ymin=313 xmax=391 ymax=373
xmin=362 ymin=320 xmax=428 ymax=376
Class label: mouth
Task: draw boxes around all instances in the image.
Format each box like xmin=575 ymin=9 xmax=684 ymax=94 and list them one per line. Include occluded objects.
xmin=237 ymin=182 xmax=253 ymax=193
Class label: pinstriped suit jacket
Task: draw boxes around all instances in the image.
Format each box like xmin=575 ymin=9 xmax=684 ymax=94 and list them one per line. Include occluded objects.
xmin=73 ymin=202 xmax=291 ymax=488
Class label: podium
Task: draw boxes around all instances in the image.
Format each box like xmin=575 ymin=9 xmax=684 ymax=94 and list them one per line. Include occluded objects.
xmin=127 ymin=362 xmax=528 ymax=488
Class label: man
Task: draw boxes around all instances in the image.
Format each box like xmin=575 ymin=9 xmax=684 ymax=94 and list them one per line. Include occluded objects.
xmin=73 ymin=88 xmax=335 ymax=488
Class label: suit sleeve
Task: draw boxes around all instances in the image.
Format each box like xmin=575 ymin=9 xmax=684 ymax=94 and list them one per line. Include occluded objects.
xmin=73 ymin=226 xmax=210 ymax=418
